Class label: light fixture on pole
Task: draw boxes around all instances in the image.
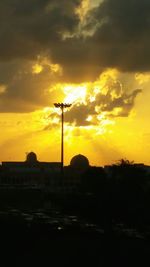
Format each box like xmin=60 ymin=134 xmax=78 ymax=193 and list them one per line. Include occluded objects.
xmin=54 ymin=103 xmax=72 ymax=176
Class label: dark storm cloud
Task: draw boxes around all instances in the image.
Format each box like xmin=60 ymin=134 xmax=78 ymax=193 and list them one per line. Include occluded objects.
xmin=48 ymin=103 xmax=94 ymax=128
xmin=64 ymin=103 xmax=96 ymax=126
xmin=67 ymin=93 xmax=141 ymax=127
xmin=0 ymin=59 xmax=64 ymax=112
xmin=0 ymin=0 xmax=150 ymax=73
xmin=96 ymin=88 xmax=142 ymax=117
xmin=48 ymin=0 xmax=150 ymax=80
xmin=0 ymin=0 xmax=148 ymax=112
xmin=88 ymin=0 xmax=150 ymax=72
xmin=0 ymin=0 xmax=81 ymax=112
xmin=0 ymin=0 xmax=80 ymax=60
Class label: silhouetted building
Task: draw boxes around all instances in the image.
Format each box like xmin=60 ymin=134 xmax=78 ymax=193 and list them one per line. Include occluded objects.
xmin=62 ymin=154 xmax=90 ymax=193
xmin=0 ymin=152 xmax=91 ymax=193
xmin=26 ymin=151 xmax=38 ymax=164
xmin=70 ymin=154 xmax=89 ymax=171
xmin=1 ymin=152 xmax=150 ymax=194
xmin=0 ymin=152 xmax=61 ymax=191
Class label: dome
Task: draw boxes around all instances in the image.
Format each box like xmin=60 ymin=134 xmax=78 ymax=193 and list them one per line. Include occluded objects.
xmin=70 ymin=154 xmax=89 ymax=170
xmin=26 ymin=152 xmax=38 ymax=163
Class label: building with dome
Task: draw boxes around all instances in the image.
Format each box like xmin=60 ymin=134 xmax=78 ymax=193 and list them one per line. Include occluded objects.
xmin=70 ymin=154 xmax=90 ymax=171
xmin=1 ymin=152 xmax=150 ymax=195
xmin=62 ymin=154 xmax=90 ymax=192
xmin=0 ymin=152 xmax=91 ymax=193
xmin=26 ymin=152 xmax=38 ymax=164
xmin=0 ymin=152 xmax=61 ymax=190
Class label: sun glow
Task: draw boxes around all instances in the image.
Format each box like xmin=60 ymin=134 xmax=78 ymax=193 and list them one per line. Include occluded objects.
xmin=0 ymin=67 xmax=147 ymax=166
xmin=63 ymin=84 xmax=87 ymax=104
xmin=49 ymin=69 xmax=124 ymax=132
xmin=6 ymin=67 xmax=142 ymax=165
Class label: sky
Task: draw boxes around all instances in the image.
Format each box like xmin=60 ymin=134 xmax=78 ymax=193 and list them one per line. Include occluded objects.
xmin=0 ymin=0 xmax=150 ymax=166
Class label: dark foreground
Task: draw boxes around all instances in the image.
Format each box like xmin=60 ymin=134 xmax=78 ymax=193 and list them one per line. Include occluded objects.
xmin=0 ymin=209 xmax=150 ymax=267
xmin=2 ymin=230 xmax=150 ymax=267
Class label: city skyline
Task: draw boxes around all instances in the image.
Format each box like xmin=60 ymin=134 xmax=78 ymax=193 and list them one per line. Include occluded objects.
xmin=0 ymin=0 xmax=150 ymax=166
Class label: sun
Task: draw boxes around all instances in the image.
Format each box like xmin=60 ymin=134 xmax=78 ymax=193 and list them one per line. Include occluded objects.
xmin=63 ymin=83 xmax=87 ymax=104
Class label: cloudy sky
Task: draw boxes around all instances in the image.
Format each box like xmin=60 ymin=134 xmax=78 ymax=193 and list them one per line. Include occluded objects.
xmin=0 ymin=0 xmax=150 ymax=166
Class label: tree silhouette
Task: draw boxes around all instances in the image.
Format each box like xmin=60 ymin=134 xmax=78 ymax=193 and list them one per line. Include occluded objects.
xmin=114 ymin=158 xmax=134 ymax=166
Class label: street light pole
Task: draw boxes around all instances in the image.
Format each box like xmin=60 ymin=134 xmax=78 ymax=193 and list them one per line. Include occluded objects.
xmin=61 ymin=104 xmax=64 ymax=174
xmin=54 ymin=103 xmax=72 ymax=177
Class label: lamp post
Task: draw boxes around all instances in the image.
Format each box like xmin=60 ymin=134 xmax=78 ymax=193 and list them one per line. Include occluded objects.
xmin=54 ymin=103 xmax=72 ymax=176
